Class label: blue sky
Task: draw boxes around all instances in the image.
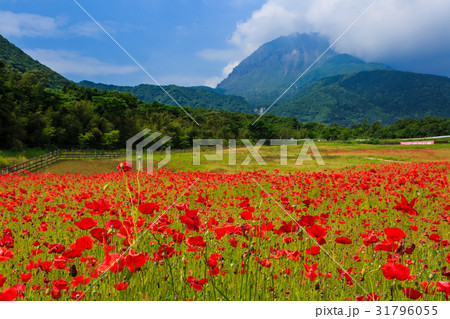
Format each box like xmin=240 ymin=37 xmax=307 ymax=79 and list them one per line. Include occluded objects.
xmin=1 ymin=0 xmax=450 ymax=87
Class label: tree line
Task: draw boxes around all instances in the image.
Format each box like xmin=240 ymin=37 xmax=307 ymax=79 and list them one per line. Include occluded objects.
xmin=1 ymin=61 xmax=449 ymax=150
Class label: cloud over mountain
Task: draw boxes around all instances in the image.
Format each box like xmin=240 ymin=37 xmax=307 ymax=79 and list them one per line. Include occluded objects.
xmin=202 ymin=0 xmax=450 ymax=83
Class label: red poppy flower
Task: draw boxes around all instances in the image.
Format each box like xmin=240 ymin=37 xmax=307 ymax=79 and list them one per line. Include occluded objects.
xmin=48 ymin=243 xmax=66 ymax=254
xmin=428 ymin=234 xmax=441 ymax=242
xmin=382 ymin=263 xmax=414 ymax=281
xmin=71 ymin=275 xmax=91 ymax=288
xmin=305 ymin=246 xmax=320 ymax=255
xmin=53 ymin=279 xmax=69 ymax=292
xmin=365 ymin=292 xmax=381 ymax=301
xmin=398 ymin=243 xmax=411 ymax=254
xmin=337 ymin=267 xmax=354 ymax=285
xmin=259 ymin=259 xmax=271 ymax=268
xmin=187 ymin=236 xmax=207 ymax=248
xmin=12 ymin=284 xmax=25 ymax=298
xmin=37 ymin=259 xmax=53 ymax=273
xmin=99 ymin=253 xmax=125 ymax=273
xmin=117 ymin=162 xmax=132 ymax=172
xmin=0 ymin=287 xmax=17 ymax=301
xmin=362 ymin=234 xmax=379 ymax=246
xmin=50 ymin=287 xmax=62 ymax=300
xmin=402 ymin=287 xmax=422 ymax=300
xmin=207 ymin=253 xmax=221 ymax=268
xmin=18 ymin=273 xmax=32 ymax=283
xmin=240 ymin=210 xmax=254 ymax=220
xmin=153 ymin=244 xmax=175 ymax=261
xmin=0 ymin=248 xmax=14 ymax=262
xmin=436 ymin=281 xmax=450 ymax=293
xmin=74 ymin=218 xmax=98 ymax=230
xmin=71 ymin=291 xmax=85 ymax=301
xmin=374 ymin=240 xmax=398 ymax=252
xmin=187 ymin=276 xmax=207 ymax=291
xmin=85 ymin=199 xmax=111 ymax=215
xmin=228 ymin=237 xmax=238 ymax=247
xmin=0 ymin=229 xmax=14 ymax=249
xmin=393 ymin=195 xmax=418 ymax=216
xmin=275 ymin=221 xmax=299 ymax=235
xmin=125 ymin=250 xmax=149 ymax=273
xmin=384 ymin=228 xmax=406 ymax=242
xmin=114 ymin=281 xmax=129 ymax=291
xmin=238 ymin=199 xmax=250 ymax=208
xmin=179 ymin=208 xmax=202 ymax=231
xmin=298 ymin=215 xmax=315 ymax=226
xmin=307 ymin=224 xmax=327 ymax=239
xmin=62 ymin=249 xmax=82 ymax=258
xmin=208 ymin=266 xmax=220 ymax=276
xmin=420 ymin=281 xmax=436 ymax=295
xmin=90 ymin=228 xmax=108 ymax=244
xmin=172 ymin=231 xmax=185 ymax=243
xmin=72 ymin=236 xmax=94 ymax=251
xmin=446 ymin=253 xmax=450 ymax=264
xmin=0 ymin=274 xmax=6 ymax=288
xmin=336 ymin=236 xmax=352 ymax=244
xmin=304 ymin=263 xmax=318 ymax=281
xmin=138 ymin=202 xmax=159 ymax=216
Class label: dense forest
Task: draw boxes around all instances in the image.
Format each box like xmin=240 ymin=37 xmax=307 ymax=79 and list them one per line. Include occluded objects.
xmin=1 ymin=61 xmax=449 ymax=151
xmin=79 ymin=81 xmax=254 ymax=113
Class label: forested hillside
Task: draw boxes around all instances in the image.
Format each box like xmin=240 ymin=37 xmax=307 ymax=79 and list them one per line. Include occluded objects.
xmin=0 ymin=34 xmax=70 ymax=89
xmin=79 ymin=81 xmax=254 ymax=113
xmin=273 ymin=70 xmax=450 ymax=126
xmin=1 ymin=61 xmax=449 ymax=152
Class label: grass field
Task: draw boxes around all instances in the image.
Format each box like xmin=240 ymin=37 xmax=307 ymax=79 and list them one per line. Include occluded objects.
xmin=38 ymin=142 xmax=450 ymax=175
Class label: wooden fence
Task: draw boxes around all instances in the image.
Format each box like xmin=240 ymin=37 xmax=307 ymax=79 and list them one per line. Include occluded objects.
xmin=1 ymin=149 xmax=126 ymax=175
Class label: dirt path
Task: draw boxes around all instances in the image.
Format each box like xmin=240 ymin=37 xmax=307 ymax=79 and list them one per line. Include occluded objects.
xmin=364 ymin=157 xmax=410 ymax=163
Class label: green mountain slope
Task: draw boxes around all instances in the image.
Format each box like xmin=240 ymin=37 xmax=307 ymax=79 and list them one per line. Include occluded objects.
xmin=273 ymin=70 xmax=450 ymax=126
xmin=79 ymin=81 xmax=254 ymax=113
xmin=0 ymin=34 xmax=70 ymax=89
xmin=217 ymin=33 xmax=388 ymax=106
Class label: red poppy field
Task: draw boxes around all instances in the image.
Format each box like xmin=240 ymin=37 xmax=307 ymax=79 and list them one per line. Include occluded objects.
xmin=1 ymin=161 xmax=450 ymax=301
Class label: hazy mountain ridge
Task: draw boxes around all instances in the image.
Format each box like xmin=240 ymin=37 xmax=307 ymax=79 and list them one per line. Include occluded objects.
xmin=274 ymin=70 xmax=450 ymax=126
xmin=79 ymin=81 xmax=254 ymax=113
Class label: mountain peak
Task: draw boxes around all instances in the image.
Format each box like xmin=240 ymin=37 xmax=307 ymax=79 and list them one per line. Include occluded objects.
xmin=218 ymin=32 xmax=387 ymax=106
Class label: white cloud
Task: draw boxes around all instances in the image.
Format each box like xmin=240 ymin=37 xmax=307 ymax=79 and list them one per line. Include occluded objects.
xmin=222 ymin=60 xmax=240 ymax=77
xmin=0 ymin=10 xmax=64 ymax=37
xmin=203 ymin=76 xmax=224 ymax=88
xmin=24 ymin=49 xmax=139 ymax=76
xmin=227 ymin=0 xmax=313 ymax=57
xmin=306 ymin=0 xmax=450 ymax=63
xmin=200 ymin=0 xmax=450 ymax=81
xmin=0 ymin=10 xmax=113 ymax=38
xmin=69 ymin=21 xmax=103 ymax=38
